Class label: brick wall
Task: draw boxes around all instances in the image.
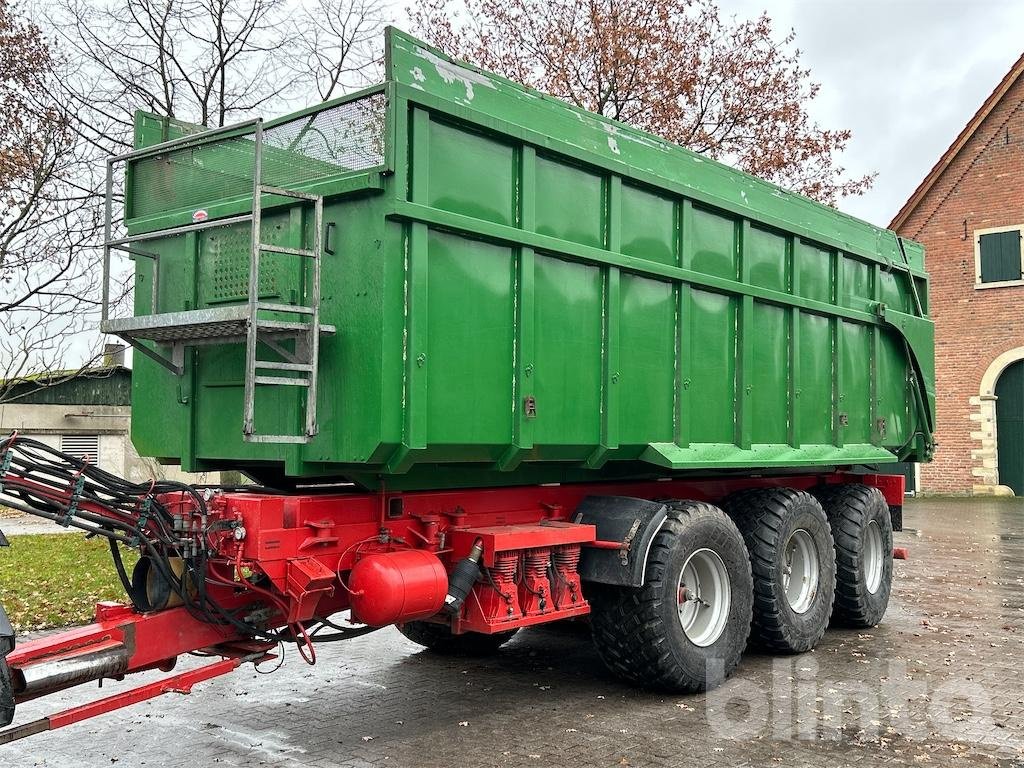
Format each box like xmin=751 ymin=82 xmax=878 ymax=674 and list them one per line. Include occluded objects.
xmin=896 ymin=74 xmax=1024 ymax=494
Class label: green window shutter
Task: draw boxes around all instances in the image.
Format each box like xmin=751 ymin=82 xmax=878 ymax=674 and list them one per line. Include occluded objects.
xmin=979 ymin=230 xmax=1022 ymax=283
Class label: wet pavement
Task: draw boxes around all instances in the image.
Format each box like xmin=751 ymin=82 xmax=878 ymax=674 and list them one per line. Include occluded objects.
xmin=3 ymin=497 xmax=1024 ymax=767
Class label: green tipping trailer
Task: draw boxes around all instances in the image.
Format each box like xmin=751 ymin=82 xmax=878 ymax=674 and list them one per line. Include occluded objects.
xmin=0 ymin=30 xmax=938 ymax=728
xmin=101 ymin=27 xmax=935 ymax=491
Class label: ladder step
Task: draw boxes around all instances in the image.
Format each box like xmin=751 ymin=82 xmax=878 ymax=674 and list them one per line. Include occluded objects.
xmin=259 ymin=243 xmax=316 ymax=258
xmin=254 ymin=361 xmax=313 ymax=372
xmin=256 ymin=302 xmax=314 ymax=315
xmin=258 ymin=185 xmax=320 ymax=202
xmin=244 ymin=434 xmax=311 ymax=445
xmin=256 ymin=319 xmax=309 ymax=332
xmin=253 ymin=375 xmax=310 ymax=387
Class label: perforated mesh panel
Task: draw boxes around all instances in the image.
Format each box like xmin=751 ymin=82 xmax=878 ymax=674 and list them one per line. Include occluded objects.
xmin=201 ymin=225 xmax=279 ymax=303
xmin=261 ymin=94 xmax=387 ymax=180
xmin=128 ymin=93 xmax=386 ymax=221
xmin=195 ymin=211 xmax=304 ymax=306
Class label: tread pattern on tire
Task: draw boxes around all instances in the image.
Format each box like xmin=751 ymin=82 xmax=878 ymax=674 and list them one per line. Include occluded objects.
xmin=589 ymin=501 xmax=752 ymax=692
xmin=397 ymin=621 xmax=518 ymax=656
xmin=723 ymin=488 xmax=836 ymax=653
xmin=814 ymin=484 xmax=893 ymax=628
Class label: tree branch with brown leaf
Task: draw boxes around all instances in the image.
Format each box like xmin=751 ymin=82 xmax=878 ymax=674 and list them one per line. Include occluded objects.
xmin=410 ymin=0 xmax=874 ymax=205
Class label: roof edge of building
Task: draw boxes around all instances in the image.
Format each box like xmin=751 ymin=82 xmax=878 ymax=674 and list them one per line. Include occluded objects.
xmin=1 ymin=364 xmax=130 ymax=389
xmin=890 ymin=50 xmax=1024 ymax=232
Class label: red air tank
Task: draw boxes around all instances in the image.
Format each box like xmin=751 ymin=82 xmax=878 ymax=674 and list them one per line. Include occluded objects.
xmin=348 ymin=550 xmax=448 ymax=626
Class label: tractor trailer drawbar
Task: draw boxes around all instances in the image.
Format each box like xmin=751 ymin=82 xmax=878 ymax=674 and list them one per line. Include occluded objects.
xmin=0 ymin=27 xmax=934 ymax=743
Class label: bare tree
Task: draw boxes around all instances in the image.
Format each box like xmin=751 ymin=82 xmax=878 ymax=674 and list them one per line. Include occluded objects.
xmin=410 ymin=0 xmax=874 ymax=205
xmin=50 ymin=0 xmax=300 ymax=154
xmin=290 ymin=0 xmax=388 ymax=101
xmin=0 ymin=0 xmax=105 ymax=400
xmin=49 ymin=0 xmax=389 ymax=150
xmin=0 ymin=119 xmax=104 ymax=401
xmin=0 ymin=0 xmax=388 ymax=401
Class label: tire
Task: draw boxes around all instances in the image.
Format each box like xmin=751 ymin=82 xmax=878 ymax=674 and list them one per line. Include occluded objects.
xmin=723 ymin=488 xmax=836 ymax=653
xmin=396 ymin=621 xmax=518 ymax=656
xmin=589 ymin=501 xmax=753 ymax=692
xmin=814 ymin=484 xmax=893 ymax=628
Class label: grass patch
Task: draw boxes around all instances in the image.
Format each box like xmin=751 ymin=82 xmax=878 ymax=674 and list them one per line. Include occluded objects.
xmin=0 ymin=534 xmax=136 ymax=631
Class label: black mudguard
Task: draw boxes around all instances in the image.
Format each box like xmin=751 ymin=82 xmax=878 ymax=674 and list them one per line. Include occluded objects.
xmin=889 ymin=504 xmax=904 ymax=532
xmin=0 ymin=599 xmax=14 ymax=728
xmin=574 ymin=496 xmax=669 ymax=587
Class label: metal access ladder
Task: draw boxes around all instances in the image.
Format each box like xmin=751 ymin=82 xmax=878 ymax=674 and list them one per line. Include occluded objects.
xmin=100 ymin=119 xmax=335 ymax=444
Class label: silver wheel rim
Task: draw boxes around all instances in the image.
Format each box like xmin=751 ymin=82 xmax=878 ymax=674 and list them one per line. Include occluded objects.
xmin=782 ymin=529 xmax=819 ymax=614
xmin=677 ymin=548 xmax=731 ymax=647
xmin=864 ymin=520 xmax=884 ymax=594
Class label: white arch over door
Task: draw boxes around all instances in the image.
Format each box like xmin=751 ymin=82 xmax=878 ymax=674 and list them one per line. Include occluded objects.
xmin=971 ymin=347 xmax=1024 ymax=494
xmin=980 ymin=347 xmax=1024 ymax=395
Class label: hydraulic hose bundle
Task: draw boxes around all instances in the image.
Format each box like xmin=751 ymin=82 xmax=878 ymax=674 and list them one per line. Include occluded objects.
xmin=0 ymin=434 xmax=265 ymax=634
xmin=0 ymin=427 xmax=397 ymax=739
xmin=0 ymin=433 xmax=371 ymax=650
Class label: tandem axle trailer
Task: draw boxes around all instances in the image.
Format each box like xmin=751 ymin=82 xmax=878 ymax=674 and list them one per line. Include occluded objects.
xmin=0 ymin=27 xmax=930 ymax=742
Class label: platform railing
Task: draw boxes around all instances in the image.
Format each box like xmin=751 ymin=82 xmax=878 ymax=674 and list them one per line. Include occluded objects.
xmin=100 ymin=118 xmax=263 ymax=331
xmin=98 ymin=116 xmax=332 ymax=444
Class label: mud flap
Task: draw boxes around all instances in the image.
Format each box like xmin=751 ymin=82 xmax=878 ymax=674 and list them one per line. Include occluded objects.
xmin=574 ymin=496 xmax=669 ymax=587
xmin=889 ymin=504 xmax=903 ymax=532
xmin=0 ymin=600 xmax=14 ymax=728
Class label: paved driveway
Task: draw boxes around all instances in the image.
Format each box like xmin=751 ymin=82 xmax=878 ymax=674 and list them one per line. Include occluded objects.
xmin=4 ymin=498 xmax=1024 ymax=767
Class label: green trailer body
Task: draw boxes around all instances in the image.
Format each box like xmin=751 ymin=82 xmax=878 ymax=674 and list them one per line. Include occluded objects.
xmin=111 ymin=27 xmax=935 ymax=490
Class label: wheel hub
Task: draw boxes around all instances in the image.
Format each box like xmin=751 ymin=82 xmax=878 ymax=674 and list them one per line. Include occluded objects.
xmin=864 ymin=519 xmax=884 ymax=594
xmin=781 ymin=529 xmax=819 ymax=614
xmin=677 ymin=548 xmax=731 ymax=647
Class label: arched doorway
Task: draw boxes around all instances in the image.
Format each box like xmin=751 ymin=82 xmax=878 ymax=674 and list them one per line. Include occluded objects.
xmin=995 ymin=359 xmax=1024 ymax=495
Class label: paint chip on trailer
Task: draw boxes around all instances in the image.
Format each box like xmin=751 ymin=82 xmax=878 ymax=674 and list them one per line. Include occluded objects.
xmin=414 ymin=45 xmax=495 ymax=101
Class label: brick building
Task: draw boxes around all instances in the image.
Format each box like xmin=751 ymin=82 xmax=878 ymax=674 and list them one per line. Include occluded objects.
xmin=891 ymin=54 xmax=1024 ymax=495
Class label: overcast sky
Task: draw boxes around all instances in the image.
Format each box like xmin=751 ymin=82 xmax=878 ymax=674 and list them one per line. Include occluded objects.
xmin=386 ymin=0 xmax=1024 ymax=226
xmin=60 ymin=0 xmax=1024 ymax=368
xmin=715 ymin=0 xmax=1024 ymax=227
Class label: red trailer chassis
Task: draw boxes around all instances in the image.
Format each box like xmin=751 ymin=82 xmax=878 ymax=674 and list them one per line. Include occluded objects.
xmin=0 ymin=448 xmax=904 ymax=743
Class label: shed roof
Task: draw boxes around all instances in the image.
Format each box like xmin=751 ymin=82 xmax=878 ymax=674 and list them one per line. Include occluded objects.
xmin=1 ymin=366 xmax=131 ymax=406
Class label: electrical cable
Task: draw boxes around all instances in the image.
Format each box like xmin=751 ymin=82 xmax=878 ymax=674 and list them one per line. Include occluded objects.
xmin=0 ymin=435 xmax=285 ymax=646
xmin=0 ymin=435 xmax=399 ymax=665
